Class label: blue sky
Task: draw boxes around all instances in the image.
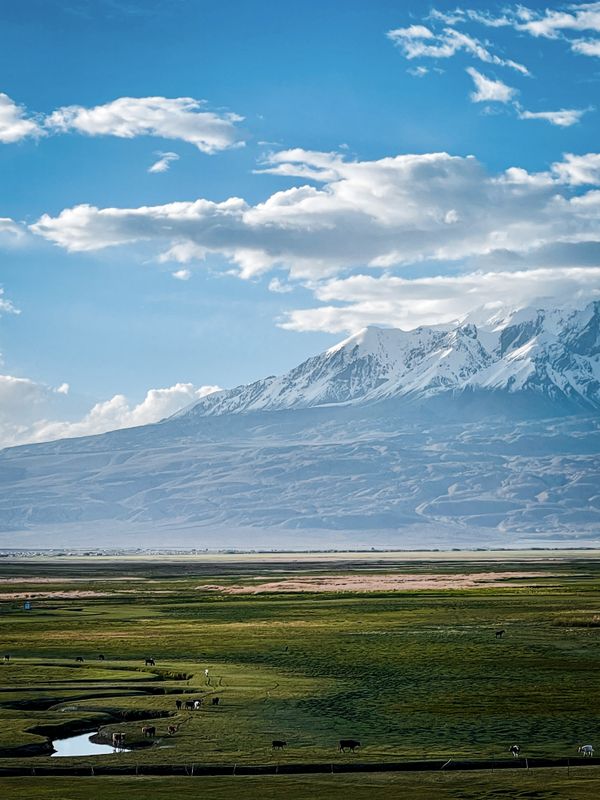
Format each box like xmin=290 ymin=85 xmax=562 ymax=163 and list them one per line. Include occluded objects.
xmin=1 ymin=0 xmax=600 ymax=444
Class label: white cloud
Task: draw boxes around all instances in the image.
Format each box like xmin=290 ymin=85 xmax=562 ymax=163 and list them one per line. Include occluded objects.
xmin=517 ymin=106 xmax=589 ymax=126
xmin=552 ymin=152 xmax=600 ymax=184
xmin=387 ymin=24 xmax=529 ymax=74
xmin=0 ymin=380 xmax=221 ymax=448
xmin=45 ymin=96 xmax=244 ymax=153
xmin=0 ymin=93 xmax=41 ymax=143
xmin=268 ymin=277 xmax=293 ymax=293
xmin=148 ymin=151 xmax=180 ymax=173
xmin=29 ymin=149 xmax=600 ymax=281
xmin=0 ymin=287 xmax=19 ymax=316
xmin=280 ymin=267 xmax=600 ymax=333
xmin=407 ymin=66 xmax=429 ymax=77
xmin=466 ymin=67 xmax=516 ymax=102
xmin=172 ymin=268 xmax=191 ymax=280
xmin=572 ymin=38 xmax=600 ymax=55
xmin=515 ymin=4 xmax=600 ymax=39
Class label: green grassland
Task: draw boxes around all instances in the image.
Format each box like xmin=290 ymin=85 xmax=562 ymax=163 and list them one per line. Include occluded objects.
xmin=0 ymin=554 xmax=600 ymax=798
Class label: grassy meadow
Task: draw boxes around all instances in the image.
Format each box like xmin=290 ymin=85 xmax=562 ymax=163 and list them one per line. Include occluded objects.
xmin=0 ymin=553 xmax=600 ymax=797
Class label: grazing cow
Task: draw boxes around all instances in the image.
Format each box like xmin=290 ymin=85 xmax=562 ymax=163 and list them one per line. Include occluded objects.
xmin=579 ymin=744 xmax=594 ymax=757
xmin=509 ymin=744 xmax=521 ymax=758
xmin=141 ymin=725 xmax=156 ymax=738
xmin=3 ymin=654 xmax=9 ymax=663
xmin=112 ymin=732 xmax=125 ymax=749
xmin=272 ymin=740 xmax=287 ymax=750
xmin=75 ymin=656 xmax=84 ymax=663
xmin=98 ymin=654 xmax=105 ymax=661
xmin=204 ymin=668 xmax=209 ymax=679
xmin=194 ymin=699 xmax=202 ymax=710
xmin=339 ymin=739 xmax=361 ymax=753
xmin=212 ymin=697 xmax=220 ymax=706
xmin=495 ymin=630 xmax=505 ymax=639
xmin=145 ymin=658 xmax=156 ymax=666
xmin=175 ymin=699 xmax=182 ymax=710
xmin=184 ymin=700 xmax=195 ymax=711
xmin=167 ymin=724 xmax=179 ymax=736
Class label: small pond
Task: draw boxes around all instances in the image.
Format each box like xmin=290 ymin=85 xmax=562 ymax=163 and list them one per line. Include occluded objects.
xmin=51 ymin=731 xmax=130 ymax=757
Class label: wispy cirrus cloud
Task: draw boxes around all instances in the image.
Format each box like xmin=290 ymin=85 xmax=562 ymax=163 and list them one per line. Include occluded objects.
xmin=516 ymin=105 xmax=590 ymax=127
xmin=466 ymin=67 xmax=516 ymax=102
xmin=148 ymin=151 xmax=180 ymax=173
xmin=387 ymin=24 xmax=529 ymax=74
xmin=394 ymin=5 xmax=595 ymax=126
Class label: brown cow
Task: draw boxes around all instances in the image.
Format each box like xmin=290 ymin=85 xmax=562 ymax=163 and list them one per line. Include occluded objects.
xmin=141 ymin=725 xmax=156 ymax=738
xmin=168 ymin=724 xmax=179 ymax=736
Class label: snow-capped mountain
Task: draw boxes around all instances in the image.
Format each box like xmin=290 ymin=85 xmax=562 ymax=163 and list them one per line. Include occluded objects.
xmin=0 ymin=302 xmax=599 ymax=549
xmin=177 ymin=301 xmax=600 ymax=419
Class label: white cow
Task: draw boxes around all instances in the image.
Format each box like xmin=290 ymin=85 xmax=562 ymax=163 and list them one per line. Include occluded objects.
xmin=509 ymin=744 xmax=521 ymax=758
xmin=578 ymin=744 xmax=594 ymax=757
xmin=194 ymin=699 xmax=202 ymax=710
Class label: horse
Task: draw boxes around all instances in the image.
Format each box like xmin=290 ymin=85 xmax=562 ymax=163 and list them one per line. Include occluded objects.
xmin=145 ymin=658 xmax=156 ymax=666
xmin=579 ymin=744 xmax=594 ymax=757
xmin=509 ymin=744 xmax=521 ymax=758
xmin=112 ymin=732 xmax=125 ymax=749
xmin=75 ymin=656 xmax=84 ymax=663
xmin=495 ymin=630 xmax=505 ymax=639
xmin=272 ymin=740 xmax=287 ymax=750
xmin=339 ymin=739 xmax=361 ymax=752
xmin=212 ymin=697 xmax=220 ymax=706
xmin=141 ymin=725 xmax=156 ymax=738
xmin=175 ymin=699 xmax=182 ymax=710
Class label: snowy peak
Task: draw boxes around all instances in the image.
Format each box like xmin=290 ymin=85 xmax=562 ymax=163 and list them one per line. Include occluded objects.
xmin=179 ymin=301 xmax=600 ymax=420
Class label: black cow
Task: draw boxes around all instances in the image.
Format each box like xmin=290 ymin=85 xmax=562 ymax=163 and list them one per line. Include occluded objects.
xmin=339 ymin=739 xmax=361 ymax=752
xmin=495 ymin=630 xmax=506 ymax=639
xmin=184 ymin=700 xmax=195 ymax=711
xmin=509 ymin=744 xmax=521 ymax=758
xmin=75 ymin=656 xmax=84 ymax=663
xmin=98 ymin=654 xmax=105 ymax=661
xmin=272 ymin=740 xmax=287 ymax=750
xmin=145 ymin=657 xmax=156 ymax=666
xmin=212 ymin=697 xmax=220 ymax=706
xmin=175 ymin=699 xmax=183 ymax=710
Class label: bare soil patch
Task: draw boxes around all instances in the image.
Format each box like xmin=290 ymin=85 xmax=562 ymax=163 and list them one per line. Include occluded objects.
xmin=200 ymin=571 xmax=543 ymax=594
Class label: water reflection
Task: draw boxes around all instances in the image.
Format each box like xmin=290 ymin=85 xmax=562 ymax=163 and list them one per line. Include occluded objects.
xmin=51 ymin=731 xmax=129 ymax=757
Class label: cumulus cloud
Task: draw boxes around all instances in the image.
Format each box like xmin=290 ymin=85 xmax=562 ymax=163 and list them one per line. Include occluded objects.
xmin=0 ymin=93 xmax=42 ymax=143
xmin=387 ymin=23 xmax=529 ymax=74
xmin=268 ymin=277 xmax=293 ymax=293
xmin=552 ymin=152 xmax=600 ymax=184
xmin=517 ymin=106 xmax=590 ymax=126
xmin=28 ymin=148 xmax=600 ymax=281
xmin=172 ymin=268 xmax=191 ymax=280
xmin=45 ymin=96 xmax=244 ymax=153
xmin=466 ymin=67 xmax=516 ymax=102
xmin=0 ymin=380 xmax=221 ymax=448
xmin=280 ymin=267 xmax=600 ymax=333
xmin=148 ymin=151 xmax=180 ymax=173
xmin=0 ymin=93 xmax=244 ymax=153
